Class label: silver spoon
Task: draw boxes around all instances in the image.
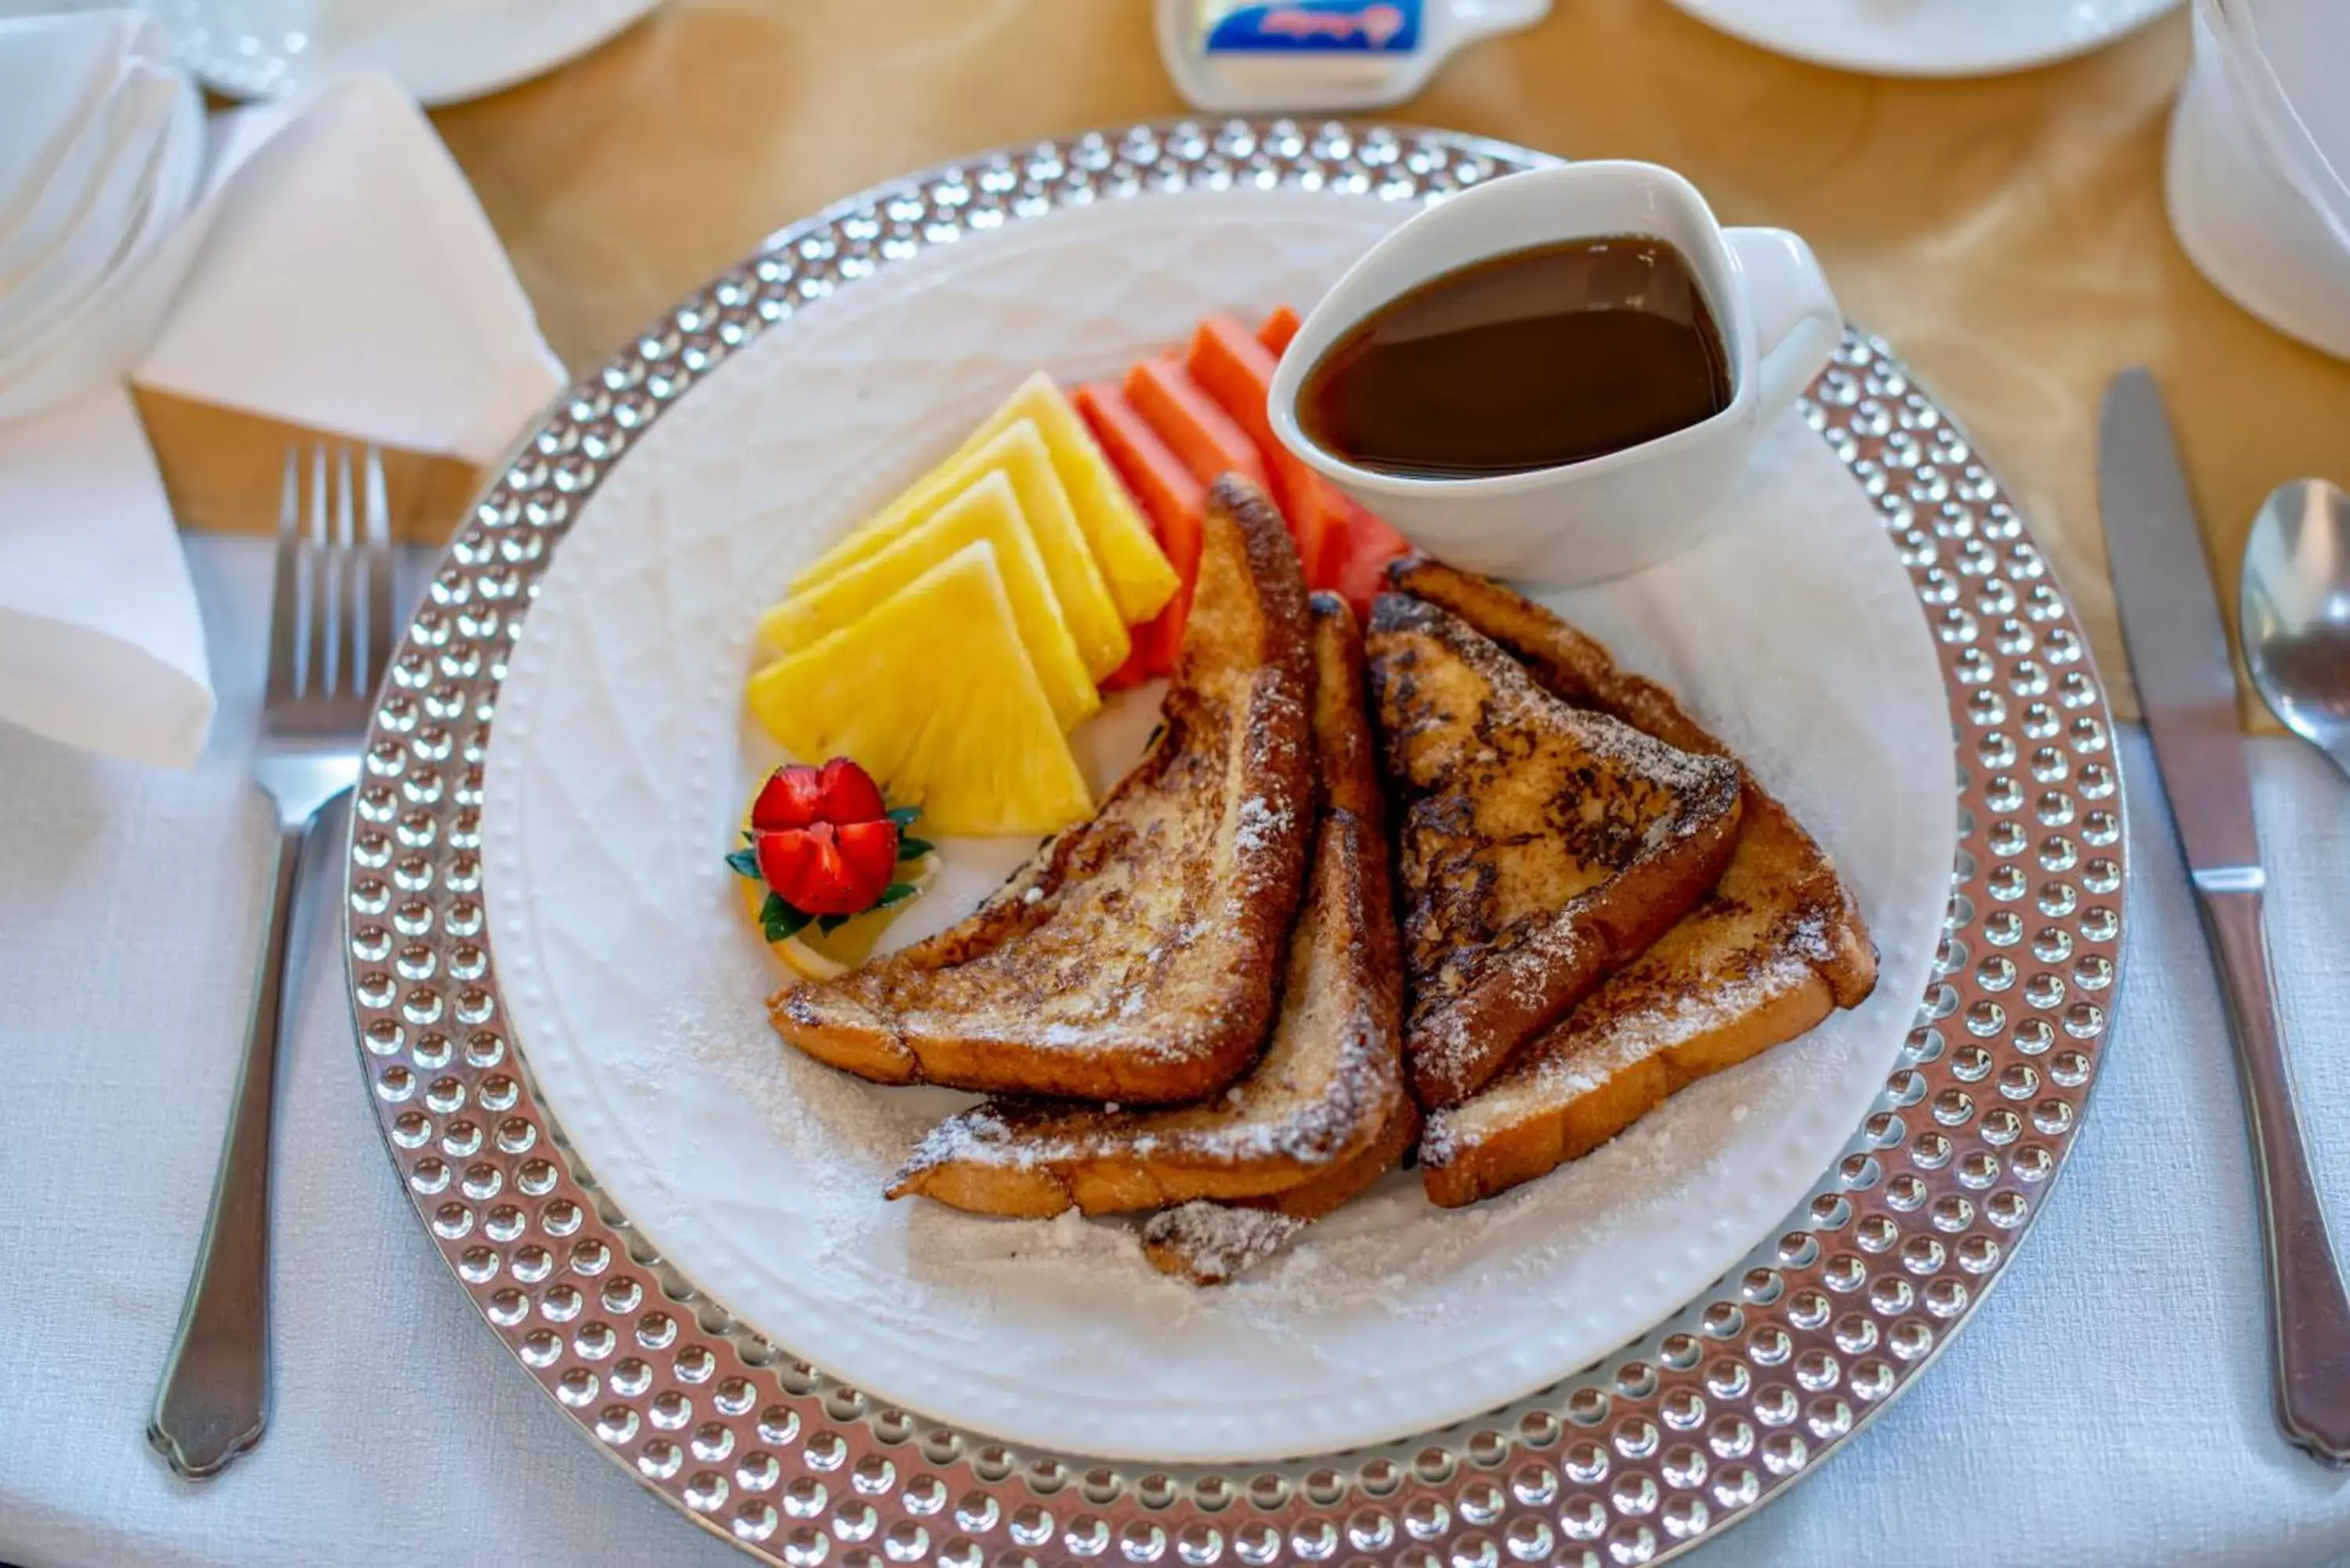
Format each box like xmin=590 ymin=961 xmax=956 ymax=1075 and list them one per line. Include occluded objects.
xmin=2241 ymin=478 xmax=2350 ymax=782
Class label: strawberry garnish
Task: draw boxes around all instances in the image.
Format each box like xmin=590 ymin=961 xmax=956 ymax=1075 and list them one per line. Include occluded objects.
xmin=757 ymin=820 xmax=895 ymax=916
xmin=813 ymin=756 xmax=886 ymax=823
xmin=732 ymin=758 xmax=931 ymax=939
xmin=751 ymin=764 xmax=826 ymax=832
xmin=751 ymin=756 xmax=889 ymax=832
xmin=833 ymin=818 xmax=899 ymax=891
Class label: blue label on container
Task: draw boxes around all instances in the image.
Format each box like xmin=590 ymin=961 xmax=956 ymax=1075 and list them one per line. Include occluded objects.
xmin=1203 ymin=1 xmax=1423 ymax=53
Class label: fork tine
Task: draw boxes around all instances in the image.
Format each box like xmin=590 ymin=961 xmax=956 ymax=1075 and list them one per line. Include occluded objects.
xmin=306 ymin=444 xmax=334 ymax=699
xmin=335 ymin=445 xmax=361 ymax=699
xmin=266 ymin=448 xmax=302 ymax=708
xmin=362 ymin=445 xmax=394 ymax=696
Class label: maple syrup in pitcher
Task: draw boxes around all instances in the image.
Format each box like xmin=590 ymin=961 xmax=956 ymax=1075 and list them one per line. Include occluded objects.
xmin=1296 ymin=236 xmax=1733 ymax=478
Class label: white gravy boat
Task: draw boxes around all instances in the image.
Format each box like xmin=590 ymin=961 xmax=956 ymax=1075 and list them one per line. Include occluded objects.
xmin=1267 ymin=160 xmax=1842 ymax=587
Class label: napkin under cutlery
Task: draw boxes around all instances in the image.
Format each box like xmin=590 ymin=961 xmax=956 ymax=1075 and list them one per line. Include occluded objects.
xmin=0 ymin=8 xmax=567 ymax=769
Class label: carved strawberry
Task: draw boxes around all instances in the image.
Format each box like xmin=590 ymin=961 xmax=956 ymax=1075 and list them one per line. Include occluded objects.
xmin=729 ymin=758 xmax=930 ymax=943
xmin=755 ymin=819 xmax=898 ymax=916
xmin=751 ymin=757 xmax=888 ymax=833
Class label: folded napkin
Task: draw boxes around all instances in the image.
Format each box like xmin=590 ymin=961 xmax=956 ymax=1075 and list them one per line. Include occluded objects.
xmin=135 ymin=70 xmax=568 ymax=464
xmin=0 ymin=9 xmax=202 ymax=425
xmin=0 ymin=9 xmax=567 ymax=769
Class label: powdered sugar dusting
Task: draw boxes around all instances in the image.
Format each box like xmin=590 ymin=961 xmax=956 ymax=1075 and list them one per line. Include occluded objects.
xmin=1407 ymin=917 xmax=1593 ymax=1093
xmin=1144 ymin=1203 xmax=1308 ymax=1284
xmin=664 ymin=934 xmax=1860 ymax=1335
xmin=696 ymin=927 xmax=1849 ymax=1297
xmin=901 ymin=1104 xmax=1047 ymax=1172
xmin=1571 ymin=705 xmax=1736 ymax=800
xmin=891 ymin=805 xmax=1405 ymax=1201
xmin=1232 ymin=793 xmax=1292 ymax=855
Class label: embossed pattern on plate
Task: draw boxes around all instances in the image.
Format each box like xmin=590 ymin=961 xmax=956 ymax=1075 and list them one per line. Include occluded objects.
xmin=343 ymin=121 xmax=2128 ymax=1565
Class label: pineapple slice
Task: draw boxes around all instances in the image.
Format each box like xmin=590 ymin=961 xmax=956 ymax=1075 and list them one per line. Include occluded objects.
xmin=757 ymin=471 xmax=1099 ymax=732
xmin=794 ymin=421 xmax=1129 ymax=681
xmin=747 ymin=542 xmax=1094 ymax=836
xmin=949 ymin=373 xmax=1177 ymax=627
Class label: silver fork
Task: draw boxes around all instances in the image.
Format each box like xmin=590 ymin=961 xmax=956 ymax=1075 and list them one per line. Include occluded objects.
xmin=149 ymin=444 xmax=393 ymax=1480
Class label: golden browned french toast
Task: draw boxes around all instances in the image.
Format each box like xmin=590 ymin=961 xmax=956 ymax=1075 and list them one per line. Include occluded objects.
xmin=1386 ymin=555 xmax=1742 ymax=760
xmin=1366 ymin=594 xmax=1743 ymax=1110
xmin=1133 ymin=596 xmax=1417 ymax=1283
xmin=768 ymin=475 xmax=1314 ymax=1104
xmin=1390 ymin=556 xmax=1878 ymax=1207
xmin=888 ymin=593 xmax=1411 ymax=1218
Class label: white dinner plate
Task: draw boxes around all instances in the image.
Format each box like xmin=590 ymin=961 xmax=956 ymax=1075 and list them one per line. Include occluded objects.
xmin=479 ymin=181 xmax=1957 ymax=1463
xmin=1666 ymin=0 xmax=2181 ymax=77
xmin=147 ymin=0 xmax=660 ymax=107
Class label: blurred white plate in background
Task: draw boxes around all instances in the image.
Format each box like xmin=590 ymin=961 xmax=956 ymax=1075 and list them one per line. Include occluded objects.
xmin=145 ymin=0 xmax=660 ymax=107
xmin=1665 ymin=0 xmax=2180 ymax=77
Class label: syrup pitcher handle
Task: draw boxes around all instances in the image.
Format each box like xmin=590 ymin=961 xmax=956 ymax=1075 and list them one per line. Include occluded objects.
xmin=1726 ymin=227 xmax=1843 ymax=413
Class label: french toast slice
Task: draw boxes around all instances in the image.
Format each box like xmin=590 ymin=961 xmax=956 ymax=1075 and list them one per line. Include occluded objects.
xmin=888 ymin=593 xmax=1412 ymax=1219
xmin=1367 ymin=594 xmax=1744 ymax=1109
xmin=1390 ymin=556 xmax=1878 ymax=1207
xmin=1135 ymin=597 xmax=1417 ymax=1283
xmin=768 ymin=475 xmax=1314 ymax=1104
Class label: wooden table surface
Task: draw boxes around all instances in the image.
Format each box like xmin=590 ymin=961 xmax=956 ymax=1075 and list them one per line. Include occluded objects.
xmin=152 ymin=0 xmax=2350 ymax=725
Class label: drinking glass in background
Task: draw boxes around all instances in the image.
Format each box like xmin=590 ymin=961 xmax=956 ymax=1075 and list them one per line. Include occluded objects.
xmin=2167 ymin=0 xmax=2350 ymax=361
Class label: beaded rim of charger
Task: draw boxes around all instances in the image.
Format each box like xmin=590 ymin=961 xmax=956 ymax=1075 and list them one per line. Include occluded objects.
xmin=342 ymin=121 xmax=2127 ymax=1568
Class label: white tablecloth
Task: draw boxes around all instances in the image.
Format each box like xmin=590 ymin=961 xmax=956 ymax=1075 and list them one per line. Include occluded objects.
xmin=4 ymin=536 xmax=2350 ymax=1568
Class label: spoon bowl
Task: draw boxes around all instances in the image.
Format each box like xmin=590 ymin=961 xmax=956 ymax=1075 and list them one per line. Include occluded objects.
xmin=2240 ymin=476 xmax=2350 ymax=781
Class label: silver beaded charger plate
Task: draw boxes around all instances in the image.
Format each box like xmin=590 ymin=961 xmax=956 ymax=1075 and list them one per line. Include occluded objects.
xmin=346 ymin=123 xmax=2127 ymax=1562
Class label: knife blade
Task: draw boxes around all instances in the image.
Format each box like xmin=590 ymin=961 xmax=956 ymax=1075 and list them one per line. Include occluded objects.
xmin=2100 ymin=366 xmax=2350 ymax=1467
xmin=2097 ymin=367 xmax=2261 ymax=887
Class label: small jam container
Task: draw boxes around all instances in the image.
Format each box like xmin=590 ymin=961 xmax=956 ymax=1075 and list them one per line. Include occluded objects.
xmin=1154 ymin=0 xmax=1549 ymax=114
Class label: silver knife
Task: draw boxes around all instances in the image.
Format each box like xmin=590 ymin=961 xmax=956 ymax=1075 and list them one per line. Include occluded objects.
xmin=2099 ymin=367 xmax=2350 ymax=1465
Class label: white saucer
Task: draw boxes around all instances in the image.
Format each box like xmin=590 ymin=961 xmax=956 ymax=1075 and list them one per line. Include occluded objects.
xmin=149 ymin=0 xmax=660 ymax=107
xmin=1665 ymin=0 xmax=2180 ymax=77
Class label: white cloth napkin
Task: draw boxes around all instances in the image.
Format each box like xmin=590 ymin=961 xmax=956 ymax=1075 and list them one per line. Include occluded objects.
xmin=0 ymin=388 xmax=208 ymax=768
xmin=0 ymin=9 xmax=566 ymax=770
xmin=0 ymin=8 xmax=204 ymax=424
xmin=3 ymin=542 xmax=2350 ymax=1565
xmin=132 ymin=70 xmax=567 ymax=463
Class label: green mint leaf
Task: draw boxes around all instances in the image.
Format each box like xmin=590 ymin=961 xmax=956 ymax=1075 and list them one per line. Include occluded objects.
xmin=875 ymin=882 xmax=919 ymax=909
xmin=761 ymin=894 xmax=812 ymax=943
xmin=741 ymin=828 xmax=755 ymax=844
xmin=885 ymin=805 xmax=922 ymax=829
xmin=725 ymin=845 xmax=763 ymax=880
xmin=816 ymin=913 xmax=850 ymax=936
xmin=895 ymin=836 xmax=933 ymax=861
